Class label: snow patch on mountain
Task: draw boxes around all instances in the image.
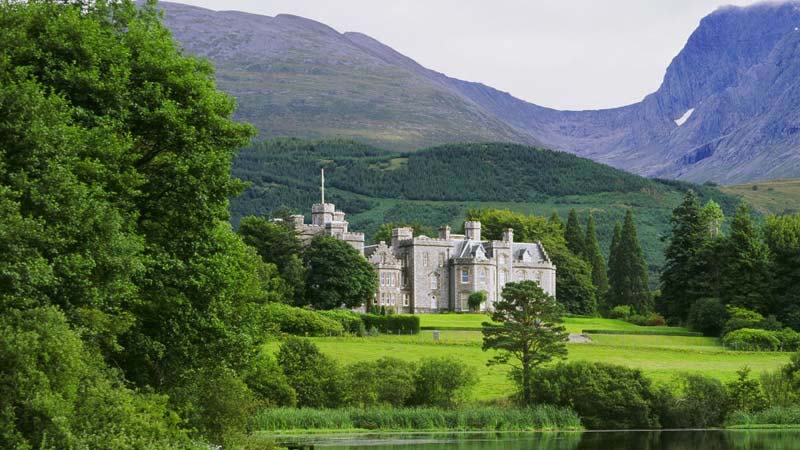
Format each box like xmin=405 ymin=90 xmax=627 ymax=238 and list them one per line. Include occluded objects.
xmin=674 ymin=108 xmax=695 ymax=126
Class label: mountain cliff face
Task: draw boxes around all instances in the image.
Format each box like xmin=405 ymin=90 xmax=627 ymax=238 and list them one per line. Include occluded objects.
xmin=157 ymin=1 xmax=800 ymax=184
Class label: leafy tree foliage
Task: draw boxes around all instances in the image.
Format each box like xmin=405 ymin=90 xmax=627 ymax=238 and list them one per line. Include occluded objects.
xmin=409 ymin=357 xmax=477 ymax=408
xmin=304 ymin=235 xmax=377 ymax=309
xmin=467 ymin=209 xmax=596 ymax=315
xmin=687 ymin=298 xmax=729 ymax=336
xmin=347 ymin=357 xmax=417 ymax=407
xmin=530 ymin=362 xmax=659 ymax=429
xmin=607 ymin=211 xmax=651 ymax=313
xmin=237 ymin=216 xmax=306 ymax=303
xmin=276 ymin=337 xmax=347 ymax=408
xmin=482 ymin=281 xmax=568 ymax=405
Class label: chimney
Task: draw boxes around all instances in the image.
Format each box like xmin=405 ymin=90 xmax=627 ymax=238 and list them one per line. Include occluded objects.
xmin=438 ymin=225 xmax=451 ymax=240
xmin=290 ymin=214 xmax=305 ymax=227
xmin=465 ymin=221 xmax=481 ymax=241
xmin=503 ymin=228 xmax=514 ymax=243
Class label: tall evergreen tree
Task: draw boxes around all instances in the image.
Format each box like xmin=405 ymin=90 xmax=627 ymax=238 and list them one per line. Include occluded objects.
xmin=764 ymin=213 xmax=800 ymax=329
xmin=659 ymin=191 xmax=709 ymax=322
xmin=565 ymin=209 xmax=585 ymax=257
xmin=584 ymin=214 xmax=609 ymax=304
xmin=607 ymin=211 xmax=651 ymax=313
xmin=720 ymin=205 xmax=772 ymax=313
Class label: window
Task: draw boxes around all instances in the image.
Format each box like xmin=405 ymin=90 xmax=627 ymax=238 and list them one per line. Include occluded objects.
xmin=438 ymin=253 xmax=445 ymax=267
xmin=423 ymin=253 xmax=429 ymax=267
xmin=479 ymin=268 xmax=487 ymax=284
xmin=381 ymin=292 xmax=387 ymax=305
xmin=403 ymin=294 xmax=410 ymax=307
xmin=461 ymin=269 xmax=469 ymax=284
xmin=430 ymin=274 xmax=438 ymax=290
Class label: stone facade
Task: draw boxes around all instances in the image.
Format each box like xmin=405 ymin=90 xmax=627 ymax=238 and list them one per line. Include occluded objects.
xmin=364 ymin=222 xmax=556 ymax=313
xmin=289 ymin=171 xmax=556 ymax=313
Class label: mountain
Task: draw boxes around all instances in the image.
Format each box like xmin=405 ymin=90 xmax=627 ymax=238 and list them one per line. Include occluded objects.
xmin=157 ymin=1 xmax=800 ymax=184
xmin=231 ymin=139 xmax=740 ymax=275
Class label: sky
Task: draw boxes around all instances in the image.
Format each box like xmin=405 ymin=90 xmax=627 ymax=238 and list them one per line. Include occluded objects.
xmin=171 ymin=0 xmax=761 ymax=110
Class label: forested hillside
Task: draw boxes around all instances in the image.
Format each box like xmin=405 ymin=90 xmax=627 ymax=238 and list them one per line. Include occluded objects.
xmin=231 ymin=139 xmax=740 ymax=274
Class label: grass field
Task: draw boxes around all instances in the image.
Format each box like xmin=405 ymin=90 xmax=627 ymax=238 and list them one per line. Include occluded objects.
xmin=721 ymin=178 xmax=800 ymax=215
xmin=265 ymin=314 xmax=791 ymax=402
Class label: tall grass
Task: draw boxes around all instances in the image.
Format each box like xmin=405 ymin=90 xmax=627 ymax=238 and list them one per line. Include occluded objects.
xmin=727 ymin=406 xmax=800 ymax=427
xmin=252 ymin=405 xmax=581 ymax=432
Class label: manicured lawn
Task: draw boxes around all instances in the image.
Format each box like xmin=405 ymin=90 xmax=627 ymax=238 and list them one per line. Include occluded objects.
xmin=265 ymin=317 xmax=791 ymax=402
xmin=418 ymin=313 xmax=690 ymax=334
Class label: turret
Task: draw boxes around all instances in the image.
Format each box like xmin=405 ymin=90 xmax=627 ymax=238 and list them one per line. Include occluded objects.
xmin=465 ymin=221 xmax=481 ymax=241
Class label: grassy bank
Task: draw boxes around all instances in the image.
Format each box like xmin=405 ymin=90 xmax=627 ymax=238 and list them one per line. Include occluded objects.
xmin=727 ymin=407 xmax=800 ymax=429
xmin=252 ymin=406 xmax=581 ymax=433
xmin=264 ymin=315 xmax=790 ymax=401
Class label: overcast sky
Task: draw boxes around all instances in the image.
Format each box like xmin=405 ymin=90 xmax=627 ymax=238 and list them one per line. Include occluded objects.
xmin=172 ymin=0 xmax=760 ymax=110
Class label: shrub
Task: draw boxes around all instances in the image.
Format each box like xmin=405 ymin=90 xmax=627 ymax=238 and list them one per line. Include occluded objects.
xmin=318 ymin=310 xmax=365 ymax=334
xmin=656 ymin=374 xmax=729 ymax=428
xmin=760 ymin=370 xmax=800 ymax=407
xmin=410 ymin=357 xmax=477 ymax=408
xmin=723 ymin=307 xmax=765 ymax=335
xmin=777 ymin=328 xmax=800 ymax=352
xmin=169 ymin=367 xmax=261 ymax=445
xmin=530 ymin=361 xmax=659 ymax=429
xmin=468 ymin=291 xmax=487 ymax=312
xmin=626 ymin=314 xmax=649 ymax=326
xmin=722 ymin=328 xmax=780 ymax=351
xmin=726 ymin=367 xmax=766 ymax=413
xmin=608 ymin=305 xmax=632 ymax=319
xmin=242 ymin=351 xmax=297 ymax=407
xmin=647 ymin=312 xmax=666 ymax=326
xmin=263 ymin=303 xmax=344 ymax=336
xmin=687 ymin=298 xmax=728 ymax=336
xmin=727 ymin=406 xmax=800 ymax=427
xmin=362 ymin=314 xmax=420 ymax=334
xmin=346 ymin=357 xmax=417 ymax=407
xmin=276 ymin=337 xmax=346 ymax=408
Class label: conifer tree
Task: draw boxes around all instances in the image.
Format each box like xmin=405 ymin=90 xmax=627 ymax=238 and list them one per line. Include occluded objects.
xmin=720 ymin=204 xmax=772 ymax=312
xmin=565 ymin=209 xmax=585 ymax=257
xmin=607 ymin=211 xmax=651 ymax=313
xmin=660 ymin=191 xmax=711 ymax=322
xmin=584 ymin=213 xmax=609 ymax=303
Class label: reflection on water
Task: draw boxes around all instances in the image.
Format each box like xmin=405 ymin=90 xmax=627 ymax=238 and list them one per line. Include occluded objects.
xmin=297 ymin=430 xmax=800 ymax=450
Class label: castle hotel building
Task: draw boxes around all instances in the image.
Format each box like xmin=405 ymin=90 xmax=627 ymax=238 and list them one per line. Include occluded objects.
xmin=289 ymin=171 xmax=556 ymax=313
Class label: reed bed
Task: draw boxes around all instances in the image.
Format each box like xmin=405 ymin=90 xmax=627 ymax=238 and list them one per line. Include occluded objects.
xmin=252 ymin=405 xmax=581 ymax=432
xmin=727 ymin=406 xmax=800 ymax=427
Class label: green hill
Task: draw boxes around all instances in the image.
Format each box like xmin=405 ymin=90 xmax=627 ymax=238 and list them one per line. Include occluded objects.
xmin=721 ymin=179 xmax=800 ymax=216
xmin=231 ymin=139 xmax=740 ymax=277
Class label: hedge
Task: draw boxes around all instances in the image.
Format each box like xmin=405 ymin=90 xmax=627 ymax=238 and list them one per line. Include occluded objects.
xmin=362 ymin=314 xmax=420 ymax=334
xmin=581 ymin=329 xmax=703 ymax=337
xmin=318 ymin=310 xmax=365 ymax=334
xmin=263 ymin=303 xmax=344 ymax=336
xmin=722 ymin=328 xmax=780 ymax=351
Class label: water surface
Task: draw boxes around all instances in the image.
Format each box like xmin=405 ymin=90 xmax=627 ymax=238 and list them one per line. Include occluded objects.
xmin=286 ymin=430 xmax=800 ymax=449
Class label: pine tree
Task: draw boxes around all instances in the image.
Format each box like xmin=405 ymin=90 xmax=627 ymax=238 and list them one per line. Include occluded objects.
xmin=584 ymin=213 xmax=609 ymax=304
xmin=659 ymin=190 xmax=711 ymax=322
xmin=720 ymin=204 xmax=772 ymax=312
xmin=607 ymin=211 xmax=651 ymax=314
xmin=607 ymin=222 xmax=623 ymax=308
xmin=565 ymin=209 xmax=585 ymax=257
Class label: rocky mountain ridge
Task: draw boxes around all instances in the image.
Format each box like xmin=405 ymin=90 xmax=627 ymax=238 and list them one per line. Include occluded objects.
xmin=157 ymin=1 xmax=800 ymax=184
